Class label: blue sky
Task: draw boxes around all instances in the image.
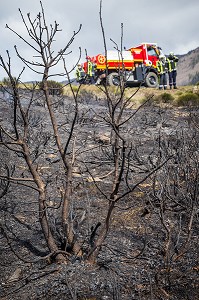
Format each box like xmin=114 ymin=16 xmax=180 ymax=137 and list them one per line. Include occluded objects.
xmin=0 ymin=0 xmax=198 ymax=81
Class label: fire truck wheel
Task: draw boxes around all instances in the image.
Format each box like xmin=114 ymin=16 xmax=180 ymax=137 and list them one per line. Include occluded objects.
xmin=145 ymin=72 xmax=158 ymax=88
xmin=107 ymin=72 xmax=120 ymax=86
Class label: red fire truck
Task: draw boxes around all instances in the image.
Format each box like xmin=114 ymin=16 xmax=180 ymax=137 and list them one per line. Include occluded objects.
xmin=82 ymin=43 xmax=163 ymax=87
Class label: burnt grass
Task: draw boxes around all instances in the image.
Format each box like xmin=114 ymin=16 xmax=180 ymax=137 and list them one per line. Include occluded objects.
xmin=0 ymin=88 xmax=199 ymax=300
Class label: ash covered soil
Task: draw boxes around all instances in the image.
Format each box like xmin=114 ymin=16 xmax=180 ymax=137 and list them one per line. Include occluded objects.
xmin=0 ymin=88 xmax=198 ymax=300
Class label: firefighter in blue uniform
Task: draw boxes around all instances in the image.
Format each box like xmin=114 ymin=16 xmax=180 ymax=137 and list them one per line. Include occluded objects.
xmin=167 ymin=52 xmax=179 ymax=89
xmin=156 ymin=54 xmax=168 ymax=90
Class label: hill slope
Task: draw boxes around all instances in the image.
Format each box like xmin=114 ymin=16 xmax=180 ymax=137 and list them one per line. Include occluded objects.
xmin=177 ymin=47 xmax=199 ymax=86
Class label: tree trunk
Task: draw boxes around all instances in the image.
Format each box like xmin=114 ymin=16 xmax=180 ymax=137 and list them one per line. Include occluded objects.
xmin=39 ymin=191 xmax=66 ymax=263
xmin=87 ymin=201 xmax=115 ymax=264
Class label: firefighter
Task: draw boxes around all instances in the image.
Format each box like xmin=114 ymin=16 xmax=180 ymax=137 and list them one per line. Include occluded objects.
xmin=156 ymin=55 xmax=168 ymax=90
xmin=167 ymin=52 xmax=179 ymax=89
xmin=86 ymin=56 xmax=96 ymax=84
xmin=75 ymin=64 xmax=86 ymax=84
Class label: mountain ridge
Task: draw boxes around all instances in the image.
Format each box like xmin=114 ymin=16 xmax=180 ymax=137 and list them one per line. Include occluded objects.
xmin=177 ymin=46 xmax=199 ymax=86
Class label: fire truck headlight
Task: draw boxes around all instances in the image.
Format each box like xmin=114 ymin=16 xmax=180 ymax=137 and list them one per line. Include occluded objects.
xmin=145 ymin=60 xmax=152 ymax=66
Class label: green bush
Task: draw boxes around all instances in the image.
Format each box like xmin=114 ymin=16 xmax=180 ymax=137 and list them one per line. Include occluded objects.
xmin=160 ymin=92 xmax=174 ymax=103
xmin=175 ymin=92 xmax=199 ymax=106
xmin=39 ymin=80 xmax=63 ymax=95
xmin=2 ymin=76 xmax=18 ymax=87
xmin=153 ymin=92 xmax=174 ymax=104
xmin=175 ymin=91 xmax=183 ymax=96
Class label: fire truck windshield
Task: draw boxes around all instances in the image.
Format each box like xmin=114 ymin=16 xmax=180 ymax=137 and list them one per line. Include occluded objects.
xmin=147 ymin=47 xmax=158 ymax=57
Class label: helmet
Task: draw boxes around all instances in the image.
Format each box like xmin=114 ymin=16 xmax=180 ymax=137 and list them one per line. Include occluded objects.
xmin=86 ymin=56 xmax=91 ymax=60
xmin=159 ymin=54 xmax=165 ymax=60
xmin=169 ymin=52 xmax=174 ymax=56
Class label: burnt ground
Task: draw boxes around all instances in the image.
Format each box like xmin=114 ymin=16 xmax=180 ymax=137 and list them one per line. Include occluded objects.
xmin=0 ymin=88 xmax=199 ymax=300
